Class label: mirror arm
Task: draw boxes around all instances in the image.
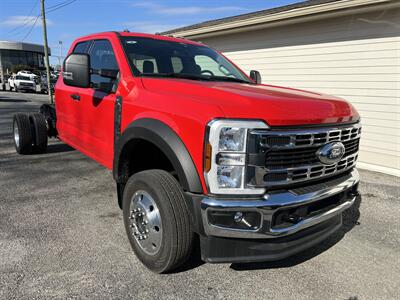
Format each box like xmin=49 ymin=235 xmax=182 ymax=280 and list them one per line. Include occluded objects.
xmin=91 ymin=68 xmax=118 ymax=79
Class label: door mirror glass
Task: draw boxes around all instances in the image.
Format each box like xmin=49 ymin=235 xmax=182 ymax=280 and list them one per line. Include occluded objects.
xmin=63 ymin=54 xmax=90 ymax=88
xmin=250 ymin=70 xmax=261 ymax=84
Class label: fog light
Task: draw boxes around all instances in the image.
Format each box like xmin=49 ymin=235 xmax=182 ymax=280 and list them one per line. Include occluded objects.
xmin=233 ymin=211 xmax=244 ymax=223
xmin=207 ymin=210 xmax=262 ymax=230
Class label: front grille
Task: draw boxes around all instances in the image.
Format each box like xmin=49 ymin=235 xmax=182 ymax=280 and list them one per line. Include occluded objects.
xmin=20 ymin=82 xmax=33 ymax=86
xmin=265 ymin=138 xmax=359 ymax=169
xmin=247 ymin=123 xmax=361 ymax=187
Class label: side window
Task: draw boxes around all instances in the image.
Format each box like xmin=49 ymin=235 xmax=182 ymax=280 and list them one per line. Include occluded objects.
xmin=73 ymin=41 xmax=90 ymax=54
xmin=89 ymin=39 xmax=119 ymax=87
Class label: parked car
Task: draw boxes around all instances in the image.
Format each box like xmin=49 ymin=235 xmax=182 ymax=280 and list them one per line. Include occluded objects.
xmin=8 ymin=74 xmax=36 ymax=92
xmin=12 ymin=32 xmax=361 ymax=273
xmin=17 ymin=70 xmax=38 ymax=82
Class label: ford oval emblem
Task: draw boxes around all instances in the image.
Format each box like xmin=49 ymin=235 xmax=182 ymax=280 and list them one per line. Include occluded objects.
xmin=316 ymin=142 xmax=345 ymax=165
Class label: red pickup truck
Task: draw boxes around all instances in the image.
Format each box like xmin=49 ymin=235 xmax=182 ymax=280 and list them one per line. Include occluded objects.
xmin=13 ymin=31 xmax=361 ymax=273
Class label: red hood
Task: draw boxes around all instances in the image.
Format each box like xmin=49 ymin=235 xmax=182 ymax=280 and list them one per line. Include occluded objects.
xmin=141 ymin=78 xmax=359 ymax=126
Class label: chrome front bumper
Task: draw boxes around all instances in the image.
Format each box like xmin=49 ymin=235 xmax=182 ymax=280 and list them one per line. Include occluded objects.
xmin=200 ymin=169 xmax=359 ymax=239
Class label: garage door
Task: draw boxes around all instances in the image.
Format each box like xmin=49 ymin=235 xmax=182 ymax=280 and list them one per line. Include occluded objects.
xmin=200 ymin=8 xmax=400 ymax=176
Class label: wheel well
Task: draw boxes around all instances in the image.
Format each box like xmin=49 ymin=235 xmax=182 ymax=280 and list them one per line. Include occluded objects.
xmin=117 ymin=138 xmax=178 ymax=208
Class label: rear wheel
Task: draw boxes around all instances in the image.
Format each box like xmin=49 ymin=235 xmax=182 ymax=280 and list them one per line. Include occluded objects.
xmin=30 ymin=113 xmax=48 ymax=153
xmin=13 ymin=114 xmax=33 ymax=154
xmin=122 ymin=170 xmax=194 ymax=273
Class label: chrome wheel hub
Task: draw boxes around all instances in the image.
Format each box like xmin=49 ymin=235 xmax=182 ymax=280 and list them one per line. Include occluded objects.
xmin=129 ymin=190 xmax=162 ymax=255
xmin=14 ymin=123 xmax=20 ymax=148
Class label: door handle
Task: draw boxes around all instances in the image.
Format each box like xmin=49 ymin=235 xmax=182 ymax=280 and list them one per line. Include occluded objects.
xmin=70 ymin=94 xmax=80 ymax=101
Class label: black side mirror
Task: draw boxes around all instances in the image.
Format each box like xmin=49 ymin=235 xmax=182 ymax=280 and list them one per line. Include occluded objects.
xmin=63 ymin=53 xmax=90 ymax=88
xmin=250 ymin=70 xmax=261 ymax=84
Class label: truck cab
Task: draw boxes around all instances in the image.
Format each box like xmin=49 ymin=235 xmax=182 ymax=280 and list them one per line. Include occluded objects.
xmin=14 ymin=31 xmax=361 ymax=273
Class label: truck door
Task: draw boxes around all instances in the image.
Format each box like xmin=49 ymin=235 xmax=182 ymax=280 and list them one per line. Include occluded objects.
xmin=77 ymin=39 xmax=120 ymax=168
xmin=55 ymin=40 xmax=91 ymax=156
xmin=56 ymin=39 xmax=119 ymax=168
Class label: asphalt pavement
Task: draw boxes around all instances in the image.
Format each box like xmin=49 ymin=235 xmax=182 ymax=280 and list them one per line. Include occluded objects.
xmin=0 ymin=91 xmax=399 ymax=299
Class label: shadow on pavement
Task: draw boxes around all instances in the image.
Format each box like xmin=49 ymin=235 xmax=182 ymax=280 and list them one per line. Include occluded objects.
xmin=229 ymin=195 xmax=361 ymax=271
xmin=169 ymin=235 xmax=205 ymax=273
xmin=0 ymin=99 xmax=30 ymax=103
xmin=0 ymin=95 xmax=30 ymax=102
xmin=46 ymin=143 xmax=75 ymax=154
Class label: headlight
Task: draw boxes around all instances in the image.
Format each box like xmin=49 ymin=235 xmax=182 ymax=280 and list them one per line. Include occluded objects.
xmin=205 ymin=119 xmax=268 ymax=195
xmin=219 ymin=128 xmax=246 ymax=151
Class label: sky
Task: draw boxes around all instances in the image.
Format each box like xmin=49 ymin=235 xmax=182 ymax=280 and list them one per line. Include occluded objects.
xmin=0 ymin=0 xmax=303 ymax=65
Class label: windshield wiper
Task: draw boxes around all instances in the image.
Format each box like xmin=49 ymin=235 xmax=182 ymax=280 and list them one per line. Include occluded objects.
xmin=140 ymin=73 xmax=252 ymax=84
xmin=140 ymin=73 xmax=212 ymax=81
xmin=204 ymin=76 xmax=252 ymax=84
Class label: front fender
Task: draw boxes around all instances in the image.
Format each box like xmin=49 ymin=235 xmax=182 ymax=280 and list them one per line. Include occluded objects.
xmin=113 ymin=118 xmax=203 ymax=194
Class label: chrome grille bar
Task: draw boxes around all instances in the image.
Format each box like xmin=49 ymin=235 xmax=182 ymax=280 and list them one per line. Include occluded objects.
xmin=253 ymin=123 xmax=361 ymax=149
xmin=247 ymin=123 xmax=361 ymax=187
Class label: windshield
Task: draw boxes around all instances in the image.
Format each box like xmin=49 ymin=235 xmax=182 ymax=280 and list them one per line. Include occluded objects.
xmin=16 ymin=76 xmax=30 ymax=81
xmin=121 ymin=37 xmax=252 ymax=84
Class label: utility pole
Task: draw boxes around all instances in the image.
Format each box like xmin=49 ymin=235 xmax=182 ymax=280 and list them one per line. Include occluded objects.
xmin=58 ymin=40 xmax=63 ymax=68
xmin=40 ymin=0 xmax=53 ymax=104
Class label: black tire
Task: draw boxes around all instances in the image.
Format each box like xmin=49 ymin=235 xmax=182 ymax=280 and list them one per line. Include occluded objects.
xmin=122 ymin=170 xmax=194 ymax=273
xmin=13 ymin=114 xmax=33 ymax=154
xmin=30 ymin=113 xmax=48 ymax=153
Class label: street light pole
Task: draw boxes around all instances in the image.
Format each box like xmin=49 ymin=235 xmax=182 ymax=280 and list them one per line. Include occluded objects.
xmin=40 ymin=0 xmax=53 ymax=104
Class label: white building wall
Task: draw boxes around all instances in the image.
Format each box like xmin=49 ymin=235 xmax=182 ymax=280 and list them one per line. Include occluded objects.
xmin=199 ymin=8 xmax=400 ymax=176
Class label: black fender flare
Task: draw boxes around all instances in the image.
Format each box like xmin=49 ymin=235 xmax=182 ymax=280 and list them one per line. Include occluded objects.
xmin=113 ymin=118 xmax=203 ymax=194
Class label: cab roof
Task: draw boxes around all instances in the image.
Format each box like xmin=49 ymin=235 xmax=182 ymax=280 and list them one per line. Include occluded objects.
xmin=77 ymin=31 xmax=204 ymax=46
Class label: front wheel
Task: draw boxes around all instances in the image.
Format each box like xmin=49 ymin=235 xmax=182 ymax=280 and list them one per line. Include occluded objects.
xmin=122 ymin=170 xmax=194 ymax=273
